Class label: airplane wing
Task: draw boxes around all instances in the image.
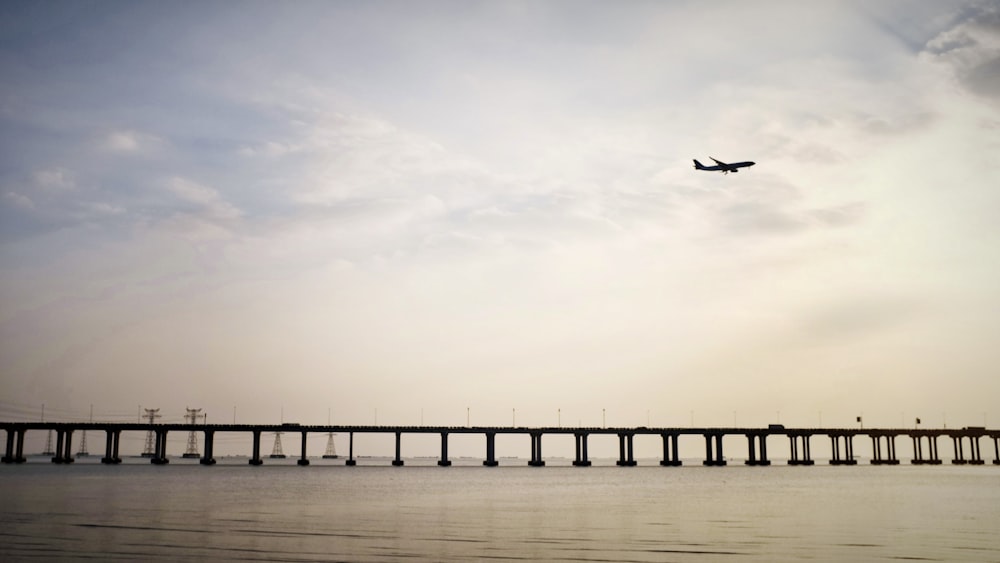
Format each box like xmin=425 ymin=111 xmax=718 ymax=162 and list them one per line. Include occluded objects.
xmin=710 ymin=157 xmax=728 ymax=167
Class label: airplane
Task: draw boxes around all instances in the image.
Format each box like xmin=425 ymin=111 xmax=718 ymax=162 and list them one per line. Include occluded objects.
xmin=693 ymin=157 xmax=756 ymax=174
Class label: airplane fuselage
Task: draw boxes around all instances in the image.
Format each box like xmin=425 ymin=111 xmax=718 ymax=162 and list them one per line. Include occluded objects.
xmin=693 ymin=157 xmax=755 ymax=174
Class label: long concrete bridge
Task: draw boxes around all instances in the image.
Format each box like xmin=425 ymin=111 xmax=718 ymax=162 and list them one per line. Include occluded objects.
xmin=2 ymin=422 xmax=998 ymax=467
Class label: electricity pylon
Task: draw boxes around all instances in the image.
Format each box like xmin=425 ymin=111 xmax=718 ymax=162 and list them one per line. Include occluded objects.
xmin=323 ymin=433 xmax=338 ymax=459
xmin=270 ymin=432 xmax=286 ymax=458
xmin=183 ymin=407 xmax=204 ymax=458
xmin=142 ymin=408 xmax=161 ymax=457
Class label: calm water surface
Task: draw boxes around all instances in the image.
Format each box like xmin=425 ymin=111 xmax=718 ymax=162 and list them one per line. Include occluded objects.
xmin=1 ymin=458 xmax=998 ymax=562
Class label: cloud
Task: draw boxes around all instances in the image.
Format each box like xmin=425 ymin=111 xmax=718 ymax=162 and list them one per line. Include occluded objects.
xmin=922 ymin=3 xmax=1000 ymax=101
xmin=808 ymin=202 xmax=867 ymax=228
xmin=104 ymin=130 xmax=146 ymax=153
xmin=33 ymin=168 xmax=75 ymax=192
xmin=3 ymin=191 xmax=34 ymax=210
xmin=793 ymin=293 xmax=925 ymax=346
xmin=165 ymin=177 xmax=242 ymax=221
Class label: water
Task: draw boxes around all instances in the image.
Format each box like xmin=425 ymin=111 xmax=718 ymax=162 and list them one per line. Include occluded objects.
xmin=2 ymin=457 xmax=999 ymax=562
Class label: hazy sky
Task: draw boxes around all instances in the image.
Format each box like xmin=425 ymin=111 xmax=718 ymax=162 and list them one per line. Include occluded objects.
xmin=2 ymin=1 xmax=999 ymax=457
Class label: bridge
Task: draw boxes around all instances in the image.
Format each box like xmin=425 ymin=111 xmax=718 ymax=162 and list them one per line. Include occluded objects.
xmin=2 ymin=422 xmax=998 ymax=467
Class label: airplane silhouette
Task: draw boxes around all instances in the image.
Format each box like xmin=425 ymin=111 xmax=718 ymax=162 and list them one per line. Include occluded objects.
xmin=693 ymin=157 xmax=755 ymax=174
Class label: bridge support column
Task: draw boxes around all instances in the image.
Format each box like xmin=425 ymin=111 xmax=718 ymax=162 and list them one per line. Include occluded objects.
xmin=788 ymin=435 xmax=814 ymax=465
xmin=910 ymin=435 xmax=940 ymax=464
xmin=249 ymin=430 xmax=263 ymax=465
xmin=830 ymin=435 xmax=857 ymax=465
xmin=52 ymin=430 xmax=66 ymax=463
xmin=745 ymin=434 xmax=770 ymax=465
xmin=438 ymin=432 xmax=451 ymax=466
xmin=3 ymin=428 xmax=15 ymax=463
xmin=51 ymin=430 xmax=63 ymax=463
xmin=346 ymin=432 xmax=357 ymax=466
xmin=102 ymin=430 xmax=115 ymax=464
xmin=928 ymin=435 xmax=941 ymax=464
xmin=151 ymin=430 xmax=169 ymax=464
xmin=617 ymin=433 xmax=637 ymax=466
xmin=573 ymin=433 xmax=591 ymax=466
xmin=391 ymin=431 xmax=404 ymax=466
xmin=993 ymin=436 xmax=999 ymax=465
xmin=660 ymin=433 xmax=682 ymax=466
xmin=973 ymin=436 xmax=984 ymax=465
xmin=528 ymin=433 xmax=545 ymax=466
xmin=101 ymin=430 xmax=121 ymax=464
xmin=959 ymin=435 xmax=984 ymax=465
xmin=483 ymin=432 xmax=498 ymax=466
xmin=62 ymin=430 xmax=74 ymax=464
xmin=15 ymin=429 xmax=26 ymax=463
xmin=52 ymin=430 xmax=64 ymax=463
xmin=297 ymin=432 xmax=310 ymax=466
xmin=703 ymin=433 xmax=726 ymax=466
xmin=200 ymin=430 xmax=216 ymax=465
xmin=951 ymin=435 xmax=965 ymax=464
xmin=871 ymin=435 xmax=899 ymax=465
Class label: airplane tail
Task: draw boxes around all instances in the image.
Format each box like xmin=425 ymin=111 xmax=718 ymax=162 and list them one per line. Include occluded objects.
xmin=693 ymin=159 xmax=706 ymax=170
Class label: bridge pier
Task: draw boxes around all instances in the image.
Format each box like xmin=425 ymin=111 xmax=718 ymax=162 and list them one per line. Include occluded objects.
xmin=660 ymin=433 xmax=682 ymax=466
xmin=249 ymin=430 xmax=263 ymax=465
xmin=297 ymin=431 xmax=310 ymax=466
xmin=952 ymin=435 xmax=983 ymax=465
xmin=573 ymin=433 xmax=591 ymax=466
xmin=346 ymin=432 xmax=357 ymax=466
xmin=788 ymin=435 xmax=815 ymax=465
xmin=151 ymin=430 xmax=169 ymax=464
xmin=101 ymin=430 xmax=122 ymax=464
xmin=52 ymin=429 xmax=64 ymax=463
xmin=829 ymin=434 xmax=857 ymax=465
xmin=51 ymin=429 xmax=75 ymax=464
xmin=993 ymin=436 xmax=999 ymax=465
xmin=438 ymin=432 xmax=451 ymax=466
xmin=969 ymin=436 xmax=984 ymax=465
xmin=617 ymin=433 xmax=637 ymax=466
xmin=745 ymin=434 xmax=770 ymax=466
xmin=871 ymin=434 xmax=899 ymax=465
xmin=200 ymin=430 xmax=216 ymax=465
xmin=483 ymin=432 xmax=498 ymax=466
xmin=14 ymin=429 xmax=25 ymax=463
xmin=63 ymin=430 xmax=74 ymax=464
xmin=910 ymin=435 xmax=941 ymax=465
xmin=391 ymin=431 xmax=404 ymax=466
xmin=528 ymin=433 xmax=545 ymax=466
xmin=2 ymin=429 xmax=13 ymax=463
xmin=703 ymin=433 xmax=726 ymax=466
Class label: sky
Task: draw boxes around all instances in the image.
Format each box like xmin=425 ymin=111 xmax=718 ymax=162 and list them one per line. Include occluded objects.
xmin=2 ymin=1 xmax=999 ymax=457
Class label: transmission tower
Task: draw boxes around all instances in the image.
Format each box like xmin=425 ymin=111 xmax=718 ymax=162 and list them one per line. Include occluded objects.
xmin=323 ymin=432 xmax=339 ymax=459
xmin=76 ymin=431 xmax=89 ymax=457
xmin=183 ymin=407 xmax=204 ymax=458
xmin=77 ymin=404 xmax=93 ymax=458
xmin=270 ymin=431 xmax=286 ymax=458
xmin=42 ymin=430 xmax=55 ymax=455
xmin=142 ymin=408 xmax=161 ymax=457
